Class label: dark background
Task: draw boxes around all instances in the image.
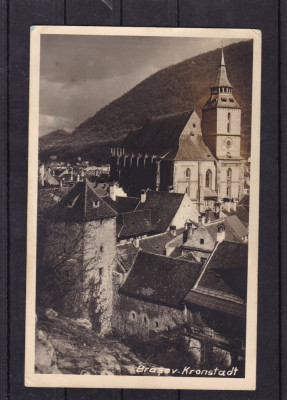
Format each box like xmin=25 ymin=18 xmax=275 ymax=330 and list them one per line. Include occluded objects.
xmin=1 ymin=0 xmax=283 ymax=399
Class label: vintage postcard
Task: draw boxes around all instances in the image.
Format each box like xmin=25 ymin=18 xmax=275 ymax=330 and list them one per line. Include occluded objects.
xmin=25 ymin=26 xmax=261 ymax=390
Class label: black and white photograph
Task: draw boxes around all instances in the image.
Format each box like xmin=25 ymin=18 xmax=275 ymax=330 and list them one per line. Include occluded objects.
xmin=25 ymin=26 xmax=261 ymax=390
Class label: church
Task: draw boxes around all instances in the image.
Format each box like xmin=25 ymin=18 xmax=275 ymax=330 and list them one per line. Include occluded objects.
xmin=110 ymin=48 xmax=245 ymax=212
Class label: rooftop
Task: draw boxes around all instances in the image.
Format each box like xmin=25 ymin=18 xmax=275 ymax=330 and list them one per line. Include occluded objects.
xmin=46 ymin=179 xmax=118 ymax=222
xmin=120 ymin=251 xmax=201 ymax=307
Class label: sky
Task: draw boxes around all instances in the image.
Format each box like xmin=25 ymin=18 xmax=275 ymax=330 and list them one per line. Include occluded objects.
xmin=39 ymin=34 xmax=243 ymax=136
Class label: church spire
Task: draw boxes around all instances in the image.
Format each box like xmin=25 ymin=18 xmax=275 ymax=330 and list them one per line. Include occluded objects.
xmin=220 ymin=45 xmax=225 ymax=66
xmin=211 ymin=46 xmax=232 ymax=89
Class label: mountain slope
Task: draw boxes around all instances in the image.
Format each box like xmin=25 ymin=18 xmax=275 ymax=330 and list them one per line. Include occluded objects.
xmin=39 ymin=40 xmax=253 ymax=162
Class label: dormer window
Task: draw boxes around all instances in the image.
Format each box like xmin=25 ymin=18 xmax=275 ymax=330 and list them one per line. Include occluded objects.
xmin=92 ymin=200 xmax=100 ymax=208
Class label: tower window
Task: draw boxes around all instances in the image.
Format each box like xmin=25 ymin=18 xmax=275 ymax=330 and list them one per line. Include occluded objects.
xmin=227 ymin=112 xmax=231 ymax=133
xmin=227 ymin=168 xmax=232 ymax=197
xmin=205 ymin=170 xmax=212 ymax=188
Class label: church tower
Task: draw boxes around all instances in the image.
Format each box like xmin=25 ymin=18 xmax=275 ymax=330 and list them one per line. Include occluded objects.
xmin=202 ymin=47 xmax=244 ymax=201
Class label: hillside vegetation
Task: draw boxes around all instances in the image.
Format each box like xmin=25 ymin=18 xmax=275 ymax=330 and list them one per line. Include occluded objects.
xmin=39 ymin=40 xmax=253 ymax=163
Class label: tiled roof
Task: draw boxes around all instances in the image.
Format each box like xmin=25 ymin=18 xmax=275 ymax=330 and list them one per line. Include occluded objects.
xmin=238 ymin=194 xmax=249 ymax=211
xmin=139 ymin=228 xmax=185 ymax=256
xmin=226 ymin=215 xmax=248 ymax=238
xmin=205 ymin=220 xmax=242 ymax=243
xmin=136 ymin=191 xmax=184 ymax=233
xmin=103 ymin=196 xmax=139 ymax=214
xmin=184 ymin=289 xmax=245 ymax=318
xmin=117 ymin=242 xmax=139 ymax=272
xmin=204 ymin=188 xmax=218 ymax=198
xmin=207 ymin=241 xmax=248 ymax=270
xmin=235 ymin=205 xmax=249 ymax=225
xmin=120 ymin=251 xmax=201 ymax=307
xmin=117 ymin=209 xmax=152 ymax=239
xmin=46 ymin=180 xmax=118 ymax=222
xmin=122 ymin=110 xmax=215 ymax=162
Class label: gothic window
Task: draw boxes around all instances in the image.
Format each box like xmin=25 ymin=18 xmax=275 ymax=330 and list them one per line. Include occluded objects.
xmin=227 ymin=112 xmax=231 ymax=133
xmin=205 ymin=169 xmax=212 ymax=188
xmin=185 ymin=168 xmax=191 ymax=179
xmin=227 ymin=168 xmax=232 ymax=197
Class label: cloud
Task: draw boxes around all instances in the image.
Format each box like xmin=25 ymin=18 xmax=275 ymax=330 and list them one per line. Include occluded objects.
xmin=39 ymin=35 xmax=246 ymax=136
xmin=39 ymin=113 xmax=74 ymax=136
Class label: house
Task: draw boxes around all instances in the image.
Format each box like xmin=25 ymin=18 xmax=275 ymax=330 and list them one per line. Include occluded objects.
xmin=135 ymin=190 xmax=199 ymax=233
xmin=184 ymin=241 xmax=248 ymax=340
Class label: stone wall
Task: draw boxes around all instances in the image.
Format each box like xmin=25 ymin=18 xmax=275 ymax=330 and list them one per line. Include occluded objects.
xmin=39 ymin=217 xmax=117 ymax=336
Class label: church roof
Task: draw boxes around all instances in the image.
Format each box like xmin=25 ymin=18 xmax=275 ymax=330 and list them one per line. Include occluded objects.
xmin=136 ymin=191 xmax=185 ymax=233
xmin=123 ymin=110 xmax=215 ymax=162
xmin=211 ymin=47 xmax=232 ymax=88
xmin=46 ymin=179 xmax=118 ymax=222
xmin=120 ymin=251 xmax=201 ymax=307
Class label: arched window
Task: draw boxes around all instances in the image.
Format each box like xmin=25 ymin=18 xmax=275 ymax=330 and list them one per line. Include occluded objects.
xmin=185 ymin=168 xmax=190 ymax=178
xmin=227 ymin=168 xmax=232 ymax=197
xmin=227 ymin=112 xmax=231 ymax=133
xmin=205 ymin=170 xmax=212 ymax=188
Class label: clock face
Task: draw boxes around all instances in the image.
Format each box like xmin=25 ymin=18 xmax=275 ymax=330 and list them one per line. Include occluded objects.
xmin=225 ymin=138 xmax=232 ymax=149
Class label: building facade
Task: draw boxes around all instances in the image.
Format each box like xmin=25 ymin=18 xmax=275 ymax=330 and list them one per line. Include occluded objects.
xmin=110 ymin=48 xmax=245 ymax=212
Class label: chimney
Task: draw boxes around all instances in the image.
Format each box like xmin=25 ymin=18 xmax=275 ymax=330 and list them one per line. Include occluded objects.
xmin=230 ymin=199 xmax=237 ymax=212
xmin=224 ymin=200 xmax=231 ymax=213
xmin=170 ymin=225 xmax=177 ymax=236
xmin=217 ymin=224 xmax=226 ymax=243
xmin=109 ymin=183 xmax=116 ymax=201
xmin=140 ymin=189 xmax=147 ymax=203
xmin=183 ymin=222 xmax=193 ymax=243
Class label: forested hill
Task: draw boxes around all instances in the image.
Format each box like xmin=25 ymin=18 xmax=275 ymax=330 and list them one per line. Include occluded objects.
xmin=39 ymin=40 xmax=253 ymax=163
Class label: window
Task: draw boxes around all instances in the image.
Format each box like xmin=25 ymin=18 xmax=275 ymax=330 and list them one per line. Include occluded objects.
xmin=100 ymin=245 xmax=104 ymax=252
xmin=227 ymin=112 xmax=231 ymax=133
xmin=192 ymin=123 xmax=196 ymax=128
xmin=205 ymin=170 xmax=212 ymax=188
xmin=227 ymin=168 xmax=232 ymax=197
xmin=92 ymin=200 xmax=100 ymax=208
xmin=132 ymin=312 xmax=136 ymax=320
xmin=226 ymin=139 xmax=232 ymax=148
xmin=185 ymin=168 xmax=191 ymax=178
xmin=200 ymin=238 xmax=204 ymax=245
xmin=99 ymin=267 xmax=103 ymax=277
xmin=201 ymin=257 xmax=207 ymax=264
xmin=155 ymin=321 xmax=159 ymax=328
xmin=221 ymin=98 xmax=227 ymax=102
xmin=144 ymin=317 xmax=147 ymax=324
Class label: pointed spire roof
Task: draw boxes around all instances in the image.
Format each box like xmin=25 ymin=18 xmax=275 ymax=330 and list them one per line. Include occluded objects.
xmin=46 ymin=179 xmax=118 ymax=222
xmin=211 ymin=47 xmax=232 ymax=88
